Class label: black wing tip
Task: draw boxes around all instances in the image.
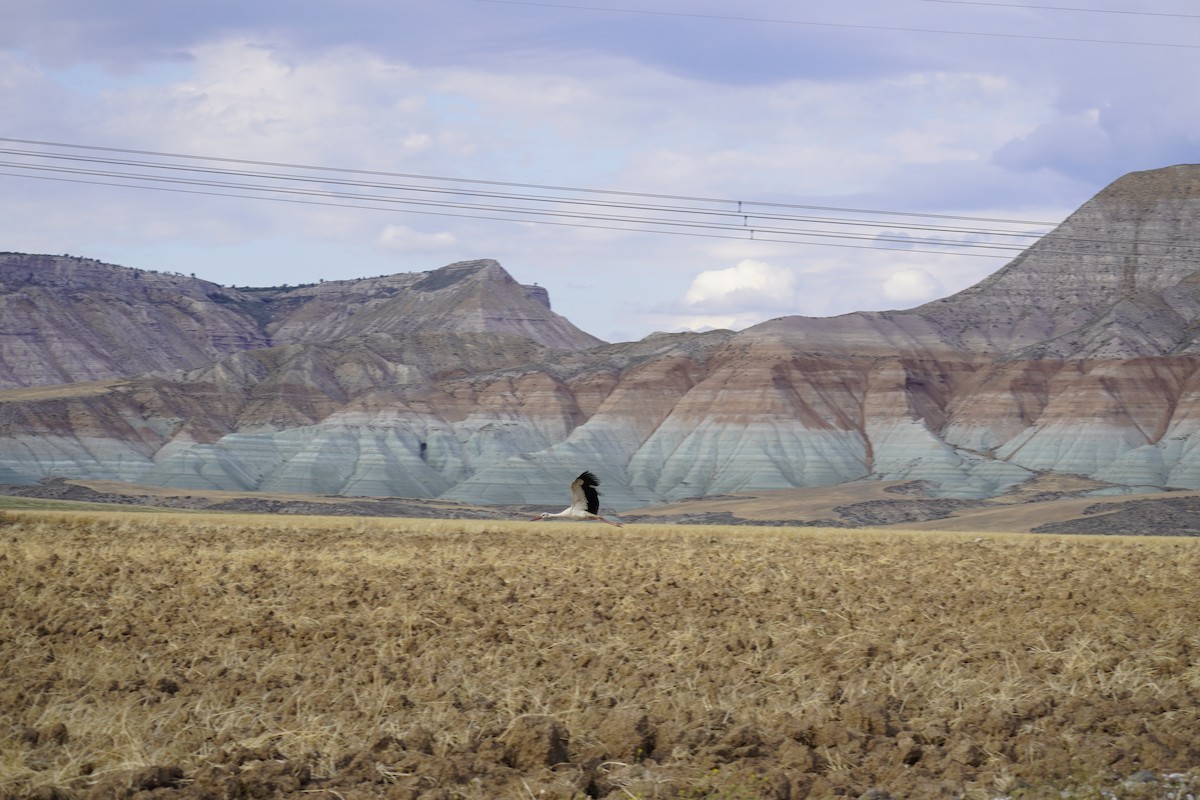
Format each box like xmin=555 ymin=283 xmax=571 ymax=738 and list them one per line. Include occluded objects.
xmin=577 ymin=470 xmax=600 ymax=486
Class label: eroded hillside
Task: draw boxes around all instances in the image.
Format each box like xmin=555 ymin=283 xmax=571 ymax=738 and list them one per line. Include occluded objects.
xmin=2 ymin=166 xmax=1200 ymax=504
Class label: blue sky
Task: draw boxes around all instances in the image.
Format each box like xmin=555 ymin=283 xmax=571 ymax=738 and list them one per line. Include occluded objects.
xmin=2 ymin=0 xmax=1198 ymax=342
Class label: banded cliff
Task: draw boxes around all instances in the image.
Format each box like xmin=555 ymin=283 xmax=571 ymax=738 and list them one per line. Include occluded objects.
xmin=2 ymin=166 xmax=1200 ymax=507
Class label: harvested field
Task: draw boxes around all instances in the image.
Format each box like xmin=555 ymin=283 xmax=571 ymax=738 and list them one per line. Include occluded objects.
xmin=2 ymin=512 xmax=1200 ymax=799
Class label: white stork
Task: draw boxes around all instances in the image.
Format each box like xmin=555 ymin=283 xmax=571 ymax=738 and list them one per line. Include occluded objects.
xmin=532 ymin=471 xmax=624 ymax=527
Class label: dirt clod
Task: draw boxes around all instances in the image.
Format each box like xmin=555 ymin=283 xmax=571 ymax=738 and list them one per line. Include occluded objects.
xmin=80 ymin=765 xmax=184 ymax=798
xmin=500 ymin=715 xmax=571 ymax=770
xmin=401 ymin=725 xmax=435 ymax=755
xmin=587 ymin=708 xmax=655 ymax=761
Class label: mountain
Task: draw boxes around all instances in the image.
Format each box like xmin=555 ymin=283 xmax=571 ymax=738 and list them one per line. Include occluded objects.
xmin=2 ymin=165 xmax=1200 ymax=508
xmin=262 ymin=259 xmax=604 ymax=351
xmin=0 ymin=255 xmax=602 ymax=389
xmin=0 ymin=253 xmax=267 ymax=388
xmin=749 ymin=164 xmax=1200 ymax=360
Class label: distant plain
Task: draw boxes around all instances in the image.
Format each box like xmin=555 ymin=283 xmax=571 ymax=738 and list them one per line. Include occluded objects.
xmin=6 ymin=473 xmax=1200 ymax=535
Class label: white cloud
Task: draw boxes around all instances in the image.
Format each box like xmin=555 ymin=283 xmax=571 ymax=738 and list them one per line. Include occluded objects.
xmin=103 ymin=39 xmax=437 ymax=165
xmin=882 ymin=267 xmax=943 ymax=306
xmin=376 ymin=224 xmax=456 ymax=252
xmin=665 ymin=315 xmax=745 ymax=333
xmin=683 ymin=259 xmax=799 ymax=313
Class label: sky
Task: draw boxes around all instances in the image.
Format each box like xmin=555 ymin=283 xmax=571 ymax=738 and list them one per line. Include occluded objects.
xmin=1 ymin=1 xmax=1199 ymax=343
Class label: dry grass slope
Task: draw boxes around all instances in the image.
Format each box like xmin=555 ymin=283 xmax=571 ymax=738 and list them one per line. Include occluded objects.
xmin=2 ymin=512 xmax=1199 ymax=799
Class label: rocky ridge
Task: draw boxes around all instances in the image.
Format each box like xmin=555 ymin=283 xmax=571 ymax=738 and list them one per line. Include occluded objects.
xmin=0 ymin=255 xmax=601 ymax=389
xmin=1 ymin=166 xmax=1200 ymax=509
xmin=0 ymin=253 xmax=267 ymax=387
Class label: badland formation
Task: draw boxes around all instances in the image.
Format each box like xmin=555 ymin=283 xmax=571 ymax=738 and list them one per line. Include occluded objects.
xmin=3 ymin=165 xmax=1200 ymax=513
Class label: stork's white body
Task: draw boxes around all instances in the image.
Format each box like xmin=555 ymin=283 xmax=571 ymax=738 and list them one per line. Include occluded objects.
xmin=532 ymin=471 xmax=623 ymax=527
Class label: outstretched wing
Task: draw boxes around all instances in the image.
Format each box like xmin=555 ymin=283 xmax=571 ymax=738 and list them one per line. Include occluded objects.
xmin=573 ymin=471 xmax=602 ymax=515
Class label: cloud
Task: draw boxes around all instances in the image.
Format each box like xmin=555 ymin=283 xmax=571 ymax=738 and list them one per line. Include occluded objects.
xmin=882 ymin=267 xmax=943 ymax=306
xmin=995 ymin=103 xmax=1200 ymax=185
xmin=0 ymin=52 xmax=74 ymax=136
xmin=376 ymin=225 xmax=456 ymax=253
xmin=683 ymin=259 xmax=799 ymax=313
xmin=992 ymin=110 xmax=1115 ymax=181
xmin=662 ymin=314 xmax=748 ymax=334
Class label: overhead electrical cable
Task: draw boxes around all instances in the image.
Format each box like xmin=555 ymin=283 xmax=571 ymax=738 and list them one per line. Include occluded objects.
xmin=0 ymin=163 xmax=1036 ymax=254
xmin=918 ymin=0 xmax=1200 ymax=20
xmin=3 ymin=168 xmax=1018 ymax=256
xmin=472 ymin=0 xmax=1200 ymax=50
xmin=8 ymin=137 xmax=1200 ymax=261
xmin=0 ymin=137 xmax=1065 ymax=258
xmin=0 ymin=145 xmax=1050 ymax=243
xmin=0 ymin=137 xmax=1055 ymax=225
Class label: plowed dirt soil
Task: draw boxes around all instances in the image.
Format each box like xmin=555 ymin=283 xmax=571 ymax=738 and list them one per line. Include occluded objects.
xmin=2 ymin=512 xmax=1199 ymax=799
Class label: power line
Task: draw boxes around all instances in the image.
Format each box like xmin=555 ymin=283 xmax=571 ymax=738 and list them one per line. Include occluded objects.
xmin=2 ymin=168 xmax=1013 ymax=256
xmin=0 ymin=146 xmax=1049 ymax=243
xmin=6 ymin=137 xmax=1200 ymax=262
xmin=919 ymin=0 xmax=1200 ymax=20
xmin=1 ymin=161 xmax=1036 ymax=255
xmin=0 ymin=137 xmax=1064 ymax=258
xmin=0 ymin=136 xmax=1055 ymax=226
xmin=473 ymin=0 xmax=1200 ymax=50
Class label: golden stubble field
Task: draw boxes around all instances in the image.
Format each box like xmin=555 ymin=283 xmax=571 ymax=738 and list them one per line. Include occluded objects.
xmin=2 ymin=512 xmax=1199 ymax=800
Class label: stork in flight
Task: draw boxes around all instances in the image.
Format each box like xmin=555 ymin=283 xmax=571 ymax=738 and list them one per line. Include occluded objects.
xmin=532 ymin=471 xmax=624 ymax=527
